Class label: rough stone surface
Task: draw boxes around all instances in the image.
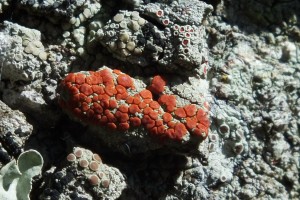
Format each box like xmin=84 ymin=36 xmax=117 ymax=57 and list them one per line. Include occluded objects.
xmin=0 ymin=21 xmax=44 ymax=82
xmin=0 ymin=100 xmax=33 ymax=168
xmin=40 ymin=147 xmax=126 ymax=200
xmin=95 ymin=1 xmax=212 ymax=72
xmin=0 ymin=0 xmax=299 ymax=199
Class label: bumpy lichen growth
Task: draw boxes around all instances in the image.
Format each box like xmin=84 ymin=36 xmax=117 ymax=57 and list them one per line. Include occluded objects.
xmin=94 ymin=1 xmax=213 ymax=72
xmin=58 ymin=67 xmax=210 ymax=141
xmin=40 ymin=147 xmax=126 ymax=199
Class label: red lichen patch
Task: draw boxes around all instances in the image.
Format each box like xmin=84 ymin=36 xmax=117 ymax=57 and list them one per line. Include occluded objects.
xmin=78 ymin=93 xmax=91 ymax=103
xmin=113 ymin=69 xmax=122 ymax=75
xmin=86 ymin=109 xmax=95 ymax=118
xmin=142 ymin=115 xmax=155 ymax=129
xmin=100 ymin=98 xmax=109 ymax=108
xmin=156 ymin=120 xmax=163 ymax=127
xmin=157 ymin=125 xmax=165 ymax=134
xmin=109 ymin=99 xmax=118 ymax=109
xmin=193 ymin=128 xmax=207 ymax=139
xmin=186 ymin=117 xmax=197 ymax=130
xmin=107 ymin=122 xmax=117 ymax=130
xmin=58 ymin=68 xmax=210 ymax=143
xmin=200 ymin=116 xmax=210 ymax=128
xmin=105 ymin=86 xmax=117 ymax=96
xmin=158 ymin=94 xmax=177 ymax=112
xmin=174 ymin=107 xmax=186 ymax=118
xmin=116 ymin=85 xmax=126 ymax=94
xmin=86 ymin=74 xmax=101 ymax=85
xmin=99 ymin=69 xmax=114 ymax=84
xmin=73 ymin=108 xmax=82 ymax=117
xmin=149 ymin=111 xmax=159 ymax=120
xmin=99 ymin=116 xmax=108 ymax=125
xmin=126 ymin=96 xmax=134 ymax=104
xmin=147 ymin=75 xmax=166 ymax=95
xmin=149 ymin=101 xmax=160 ymax=110
xmin=75 ymin=74 xmax=86 ymax=84
xmin=130 ymin=117 xmax=141 ymax=127
xmin=118 ymin=105 xmax=128 ymax=113
xmin=150 ymin=127 xmax=158 ymax=135
xmin=143 ymin=107 xmax=153 ymax=115
xmin=138 ymin=101 xmax=147 ymax=109
xmin=165 ymin=128 xmax=175 ymax=138
xmin=117 ymin=74 xmax=133 ymax=88
xmin=196 ymin=109 xmax=206 ymax=121
xmin=64 ymin=73 xmax=76 ymax=83
xmin=118 ymin=122 xmax=130 ymax=131
xmin=167 ymin=121 xmax=176 ymax=128
xmin=139 ymin=89 xmax=153 ymax=99
xmin=183 ymin=104 xmax=197 ymax=117
xmin=92 ymin=85 xmax=104 ymax=95
xmin=69 ymin=86 xmax=79 ymax=95
xmin=93 ymin=102 xmax=103 ymax=114
xmin=116 ymin=112 xmax=130 ymax=123
xmin=133 ymin=95 xmax=142 ymax=104
xmin=143 ymin=98 xmax=152 ymax=104
xmin=116 ymin=92 xmax=129 ymax=100
xmin=105 ymin=111 xmax=117 ymax=123
xmin=174 ymin=123 xmax=187 ymax=140
xmin=162 ymin=113 xmax=173 ymax=123
xmin=81 ymin=102 xmax=90 ymax=112
xmin=129 ymin=104 xmax=141 ymax=114
xmin=80 ymin=83 xmax=93 ymax=96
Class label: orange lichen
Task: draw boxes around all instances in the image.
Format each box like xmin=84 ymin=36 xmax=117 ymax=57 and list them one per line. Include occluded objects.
xmin=129 ymin=104 xmax=141 ymax=114
xmin=118 ymin=105 xmax=128 ymax=113
xmin=148 ymin=75 xmax=166 ymax=95
xmin=75 ymin=74 xmax=86 ymax=84
xmin=117 ymin=74 xmax=133 ymax=88
xmin=139 ymin=89 xmax=153 ymax=99
xmin=58 ymin=67 xmax=210 ymax=142
xmin=174 ymin=123 xmax=187 ymax=140
xmin=162 ymin=113 xmax=173 ymax=123
xmin=116 ymin=85 xmax=126 ymax=94
xmin=183 ymin=104 xmax=197 ymax=117
xmin=174 ymin=107 xmax=187 ymax=118
xmin=104 ymin=86 xmax=117 ymax=96
xmin=130 ymin=117 xmax=141 ymax=127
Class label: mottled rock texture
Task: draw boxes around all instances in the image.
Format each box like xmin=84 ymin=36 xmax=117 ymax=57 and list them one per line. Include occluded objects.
xmin=0 ymin=0 xmax=299 ymax=199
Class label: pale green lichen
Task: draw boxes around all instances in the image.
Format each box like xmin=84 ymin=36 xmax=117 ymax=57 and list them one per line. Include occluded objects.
xmin=0 ymin=150 xmax=43 ymax=200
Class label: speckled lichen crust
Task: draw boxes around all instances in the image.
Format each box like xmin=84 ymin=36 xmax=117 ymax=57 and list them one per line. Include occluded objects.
xmin=95 ymin=1 xmax=212 ymax=72
xmin=58 ymin=67 xmax=210 ymax=143
xmin=0 ymin=21 xmax=47 ymax=82
xmin=40 ymin=147 xmax=126 ymax=200
xmin=0 ymin=100 xmax=33 ymax=168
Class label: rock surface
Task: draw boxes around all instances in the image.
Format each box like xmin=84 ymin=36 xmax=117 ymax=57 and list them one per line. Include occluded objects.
xmin=0 ymin=100 xmax=33 ymax=168
xmin=0 ymin=0 xmax=299 ymax=199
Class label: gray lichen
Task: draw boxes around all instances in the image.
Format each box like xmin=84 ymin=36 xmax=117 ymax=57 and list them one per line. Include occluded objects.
xmin=0 ymin=0 xmax=299 ymax=199
xmin=40 ymin=147 xmax=126 ymax=200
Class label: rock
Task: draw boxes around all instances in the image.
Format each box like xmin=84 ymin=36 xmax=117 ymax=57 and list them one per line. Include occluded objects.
xmin=40 ymin=147 xmax=126 ymax=200
xmin=0 ymin=100 xmax=33 ymax=167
